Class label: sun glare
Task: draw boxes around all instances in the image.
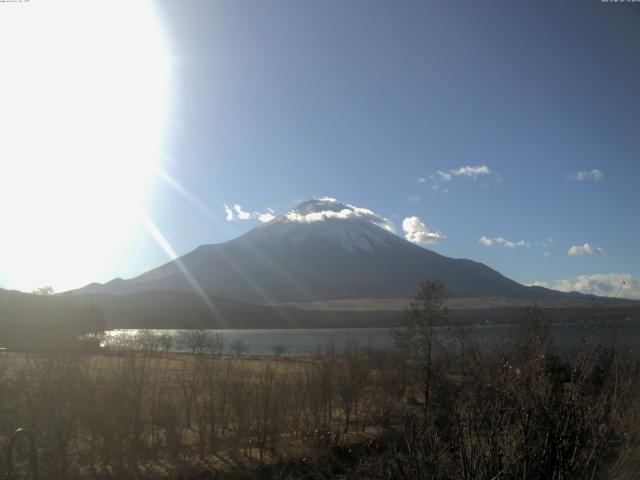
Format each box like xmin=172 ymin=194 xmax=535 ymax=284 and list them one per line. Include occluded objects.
xmin=0 ymin=1 xmax=170 ymax=292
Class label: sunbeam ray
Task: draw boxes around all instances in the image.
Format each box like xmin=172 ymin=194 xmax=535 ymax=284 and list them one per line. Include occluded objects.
xmin=154 ymin=164 xmax=219 ymax=221
xmin=211 ymin=246 xmax=298 ymax=327
xmin=153 ymin=162 xmax=313 ymax=323
xmin=142 ymin=213 xmax=227 ymax=327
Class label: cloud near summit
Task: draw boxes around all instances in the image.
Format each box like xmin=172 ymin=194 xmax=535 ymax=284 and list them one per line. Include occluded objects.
xmin=402 ymin=216 xmax=443 ymax=245
xmin=283 ymin=199 xmax=447 ymax=244
xmin=225 ymin=197 xmax=453 ymax=248
xmin=224 ymin=203 xmax=275 ymax=223
xmin=225 ymin=198 xmax=448 ymax=246
xmin=284 ymin=200 xmax=396 ymax=233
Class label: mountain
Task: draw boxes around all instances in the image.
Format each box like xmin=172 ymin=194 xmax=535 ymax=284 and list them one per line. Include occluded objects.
xmin=77 ymin=198 xmax=575 ymax=303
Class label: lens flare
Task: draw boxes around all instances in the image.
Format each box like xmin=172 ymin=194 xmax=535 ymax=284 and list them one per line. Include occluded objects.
xmin=0 ymin=1 xmax=170 ymax=291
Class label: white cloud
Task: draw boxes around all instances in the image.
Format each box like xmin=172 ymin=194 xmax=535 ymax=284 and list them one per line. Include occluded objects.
xmin=224 ymin=203 xmax=276 ymax=223
xmin=529 ymin=281 xmax=549 ymax=288
xmin=258 ymin=214 xmax=275 ymax=223
xmin=479 ymin=235 xmax=530 ymax=249
xmin=233 ymin=204 xmax=251 ymax=220
xmin=436 ymin=171 xmax=453 ymax=182
xmin=479 ymin=236 xmax=494 ymax=247
xmin=224 ymin=204 xmax=234 ymax=221
xmin=545 ymin=273 xmax=640 ymax=299
xmin=285 ymin=202 xmax=397 ymax=233
xmin=573 ymin=273 xmax=638 ymax=298
xmin=575 ymin=169 xmax=603 ymax=181
xmin=451 ymin=165 xmax=491 ymax=178
xmin=553 ymin=279 xmax=574 ymax=292
xmin=408 ymin=195 xmax=420 ymax=204
xmin=425 ymin=164 xmax=495 ymax=192
xmin=568 ymin=243 xmax=604 ymax=256
xmin=258 ymin=209 xmax=276 ymax=223
xmin=432 ymin=166 xmax=491 ymax=181
xmin=402 ymin=216 xmax=443 ymax=245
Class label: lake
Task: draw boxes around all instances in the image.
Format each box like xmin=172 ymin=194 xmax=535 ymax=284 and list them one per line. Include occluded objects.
xmin=103 ymin=319 xmax=640 ymax=355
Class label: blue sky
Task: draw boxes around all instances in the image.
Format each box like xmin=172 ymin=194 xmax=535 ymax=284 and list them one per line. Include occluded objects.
xmin=1 ymin=0 xmax=639 ymax=297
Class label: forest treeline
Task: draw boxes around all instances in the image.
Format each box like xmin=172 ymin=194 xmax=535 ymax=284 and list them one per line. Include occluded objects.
xmin=0 ymin=290 xmax=106 ymax=350
xmin=0 ymin=282 xmax=639 ymax=479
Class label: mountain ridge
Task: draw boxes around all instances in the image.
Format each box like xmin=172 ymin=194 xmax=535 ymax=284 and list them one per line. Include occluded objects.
xmin=75 ymin=198 xmax=583 ymax=304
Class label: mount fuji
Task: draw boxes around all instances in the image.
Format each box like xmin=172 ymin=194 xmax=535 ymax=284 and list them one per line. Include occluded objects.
xmin=78 ymin=198 xmax=571 ymax=307
xmin=71 ymin=198 xmax=640 ymax=328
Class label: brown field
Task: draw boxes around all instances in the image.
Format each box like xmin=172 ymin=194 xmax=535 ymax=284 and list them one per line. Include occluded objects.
xmin=276 ymin=296 xmax=640 ymax=311
xmin=2 ymin=306 xmax=640 ymax=479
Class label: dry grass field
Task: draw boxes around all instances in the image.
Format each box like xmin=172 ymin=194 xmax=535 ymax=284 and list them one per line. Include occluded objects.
xmin=2 ymin=296 xmax=640 ymax=479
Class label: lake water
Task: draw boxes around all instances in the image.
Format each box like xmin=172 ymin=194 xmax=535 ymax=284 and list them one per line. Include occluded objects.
xmin=103 ymin=320 xmax=640 ymax=355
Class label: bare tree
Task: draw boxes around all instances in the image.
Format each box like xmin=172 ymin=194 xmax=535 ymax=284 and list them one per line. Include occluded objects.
xmin=394 ymin=280 xmax=448 ymax=418
xmin=336 ymin=340 xmax=371 ymax=434
xmin=271 ymin=344 xmax=288 ymax=357
xmin=230 ymin=338 xmax=248 ymax=357
xmin=184 ymin=329 xmax=208 ymax=355
xmin=205 ymin=332 xmax=225 ymax=357
xmin=136 ymin=331 xmax=161 ymax=354
xmin=158 ymin=333 xmax=173 ymax=354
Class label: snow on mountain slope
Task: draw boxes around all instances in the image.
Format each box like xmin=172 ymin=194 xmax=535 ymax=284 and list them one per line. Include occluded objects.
xmin=75 ymin=198 xmax=572 ymax=303
xmin=241 ymin=198 xmax=403 ymax=253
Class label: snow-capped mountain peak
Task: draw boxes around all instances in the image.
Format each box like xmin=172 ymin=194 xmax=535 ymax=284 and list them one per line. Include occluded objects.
xmin=76 ymin=197 xmax=559 ymax=305
xmin=247 ymin=198 xmax=401 ymax=253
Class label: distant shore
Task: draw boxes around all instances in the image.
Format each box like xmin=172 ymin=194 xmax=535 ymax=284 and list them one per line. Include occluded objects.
xmin=102 ymin=303 xmax=640 ymax=330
